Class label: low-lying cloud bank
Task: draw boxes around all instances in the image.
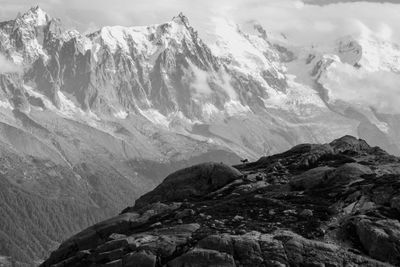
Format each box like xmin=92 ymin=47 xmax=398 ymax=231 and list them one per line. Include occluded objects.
xmin=322 ymin=62 xmax=400 ymax=114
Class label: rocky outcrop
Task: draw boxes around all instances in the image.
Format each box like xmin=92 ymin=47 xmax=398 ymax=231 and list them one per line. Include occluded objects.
xmin=42 ymin=136 xmax=400 ymax=266
xmin=354 ymin=218 xmax=400 ymax=265
xmin=330 ymin=135 xmax=371 ymax=153
xmin=133 ymin=162 xmax=243 ymax=209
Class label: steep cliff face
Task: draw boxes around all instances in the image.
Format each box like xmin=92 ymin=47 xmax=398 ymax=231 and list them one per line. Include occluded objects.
xmin=2 ymin=9 xmax=228 ymax=120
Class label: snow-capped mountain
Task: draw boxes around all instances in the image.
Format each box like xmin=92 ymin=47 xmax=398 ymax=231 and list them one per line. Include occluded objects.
xmin=1 ymin=6 xmax=400 ymax=264
xmin=0 ymin=7 xmax=345 ymax=157
xmin=291 ymin=33 xmax=400 ymax=154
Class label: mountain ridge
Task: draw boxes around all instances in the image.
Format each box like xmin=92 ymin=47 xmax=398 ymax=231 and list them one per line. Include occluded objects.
xmin=41 ymin=135 xmax=400 ymax=267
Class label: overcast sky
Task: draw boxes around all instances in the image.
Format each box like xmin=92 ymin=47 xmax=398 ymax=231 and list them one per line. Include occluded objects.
xmin=304 ymin=0 xmax=400 ymax=5
xmin=1 ymin=0 xmax=400 ymax=46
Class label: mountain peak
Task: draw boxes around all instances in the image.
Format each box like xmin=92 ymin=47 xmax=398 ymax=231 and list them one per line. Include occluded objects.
xmin=172 ymin=12 xmax=190 ymax=26
xmin=29 ymin=5 xmax=43 ymax=13
xmin=18 ymin=5 xmax=50 ymax=26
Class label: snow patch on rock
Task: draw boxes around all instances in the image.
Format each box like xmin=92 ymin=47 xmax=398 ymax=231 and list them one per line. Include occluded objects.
xmin=114 ymin=110 xmax=129 ymax=119
xmin=139 ymin=108 xmax=170 ymax=128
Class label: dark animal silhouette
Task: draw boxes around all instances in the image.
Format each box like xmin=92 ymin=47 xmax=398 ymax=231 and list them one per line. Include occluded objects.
xmin=241 ymin=159 xmax=249 ymax=164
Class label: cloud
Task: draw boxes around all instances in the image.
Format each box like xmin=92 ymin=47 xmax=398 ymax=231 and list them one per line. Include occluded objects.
xmin=322 ymin=62 xmax=400 ymax=113
xmin=189 ymin=62 xmax=213 ymax=97
xmin=0 ymin=54 xmax=21 ymax=73
xmin=1 ymin=0 xmax=400 ymax=46
xmin=232 ymin=1 xmax=400 ymax=46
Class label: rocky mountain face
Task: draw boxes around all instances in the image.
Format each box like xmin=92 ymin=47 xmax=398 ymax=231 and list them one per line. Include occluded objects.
xmin=1 ymin=6 xmax=400 ymax=265
xmin=3 ymin=6 xmax=399 ymax=160
xmin=42 ymin=136 xmax=400 ymax=267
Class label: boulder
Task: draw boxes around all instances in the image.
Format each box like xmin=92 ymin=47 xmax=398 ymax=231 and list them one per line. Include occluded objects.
xmin=233 ymin=181 xmax=269 ymax=194
xmin=197 ymin=235 xmax=235 ymax=255
xmin=167 ymin=248 xmax=236 ymax=267
xmin=330 ymin=135 xmax=370 ymax=153
xmin=355 ymin=218 xmax=400 ymax=265
xmin=290 ymin=166 xmax=334 ymax=190
xmin=313 ymin=163 xmax=372 ymax=195
xmin=94 ymin=239 xmax=129 ymax=253
xmin=124 ymin=224 xmax=200 ymax=259
xmin=299 ymin=209 xmax=314 ymax=218
xmin=231 ymin=236 xmax=263 ymax=265
xmin=135 ymin=162 xmax=242 ymax=208
xmin=274 ymin=230 xmax=389 ymax=267
xmin=123 ymin=250 xmax=156 ymax=267
xmin=390 ymin=195 xmax=400 ymax=212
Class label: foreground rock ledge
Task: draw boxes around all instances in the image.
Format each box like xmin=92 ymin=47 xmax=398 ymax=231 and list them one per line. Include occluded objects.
xmin=42 ymin=136 xmax=400 ymax=266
